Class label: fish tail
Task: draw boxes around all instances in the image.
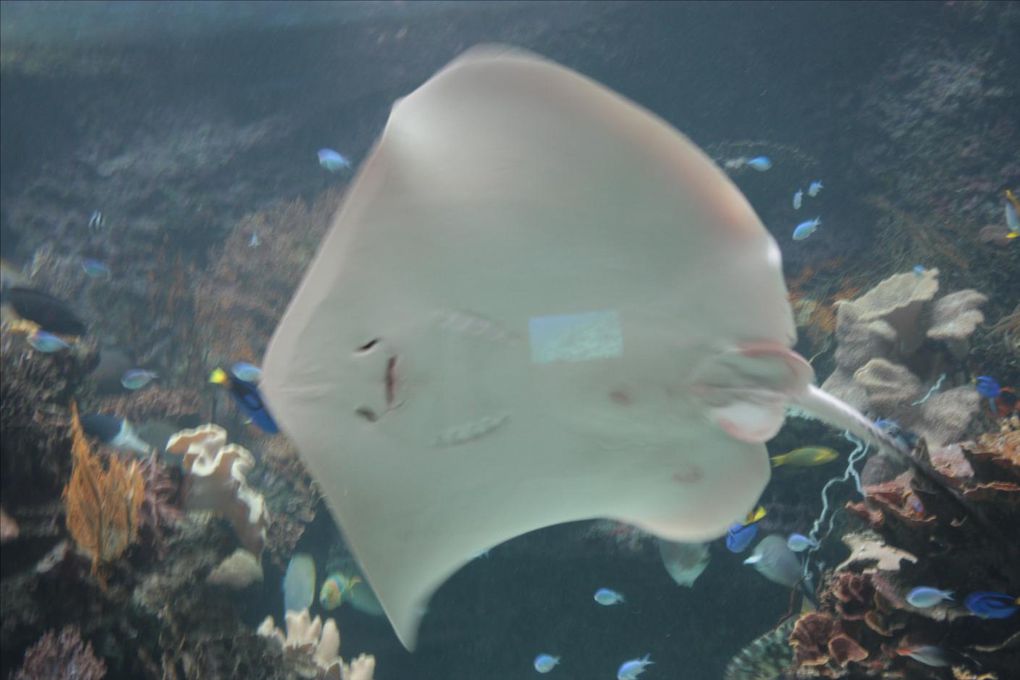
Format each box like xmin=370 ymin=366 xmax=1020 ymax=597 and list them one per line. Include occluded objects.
xmin=769 ymin=455 xmax=784 ymax=468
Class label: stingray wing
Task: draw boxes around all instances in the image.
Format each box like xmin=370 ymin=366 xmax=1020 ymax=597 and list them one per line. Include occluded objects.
xmin=261 ymin=46 xmax=810 ymax=649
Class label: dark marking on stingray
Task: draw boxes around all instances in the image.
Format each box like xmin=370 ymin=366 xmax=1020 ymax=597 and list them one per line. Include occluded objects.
xmin=385 ymin=356 xmax=398 ymax=406
xmin=672 ymin=465 xmax=704 ymax=484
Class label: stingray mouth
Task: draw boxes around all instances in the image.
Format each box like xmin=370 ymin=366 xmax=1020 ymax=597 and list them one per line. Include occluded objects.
xmin=353 ymin=339 xmax=399 ymax=422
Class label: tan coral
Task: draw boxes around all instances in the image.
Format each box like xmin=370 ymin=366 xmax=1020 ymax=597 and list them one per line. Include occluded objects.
xmin=206 ymin=548 xmax=263 ymax=589
xmin=165 ymin=424 xmax=267 ymax=555
xmin=839 ymin=267 xmax=939 ymax=353
xmin=258 ymin=609 xmax=376 ymax=680
xmin=926 ymin=289 xmax=988 ymax=358
xmin=837 ymin=531 xmax=918 ymax=571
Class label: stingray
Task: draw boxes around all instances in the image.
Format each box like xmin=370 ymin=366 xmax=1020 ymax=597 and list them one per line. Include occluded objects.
xmin=261 ymin=46 xmax=906 ymax=650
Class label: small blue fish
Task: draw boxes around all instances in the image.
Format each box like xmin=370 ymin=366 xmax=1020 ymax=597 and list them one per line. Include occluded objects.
xmin=28 ymin=330 xmax=71 ymax=353
xmin=121 ymin=369 xmax=158 ymax=390
xmin=913 ymin=265 xmax=925 ymax=276
xmin=231 ymin=362 xmax=262 ymax=383
xmin=906 ymin=586 xmax=953 ymax=608
xmin=249 ymin=233 xmax=260 ymax=248
xmin=792 ymin=217 xmax=821 ymax=241
xmin=81 ymin=258 xmax=111 ymax=278
xmin=964 ymin=591 xmax=1019 ymax=619
xmin=617 ymin=654 xmax=653 ymax=680
xmin=786 ymin=533 xmax=818 ymax=553
xmin=594 ymin=588 xmax=625 ymax=606
xmin=725 ymin=521 xmax=758 ymax=553
xmin=533 ymin=654 xmax=560 ymax=673
xmin=318 ymin=148 xmax=351 ymax=172
xmin=746 ymin=156 xmax=772 ymax=171
xmin=976 ymin=376 xmax=1001 ymax=398
xmin=792 ymin=189 xmax=803 ymax=210
xmin=807 ymin=180 xmax=823 ymax=197
xmin=976 ymin=375 xmax=1001 ymax=415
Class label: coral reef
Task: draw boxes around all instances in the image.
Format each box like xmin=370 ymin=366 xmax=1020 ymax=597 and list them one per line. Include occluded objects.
xmin=258 ymin=609 xmax=376 ymax=680
xmin=820 ymin=269 xmax=986 ymax=447
xmin=206 ymin=548 xmax=264 ymax=589
xmin=791 ymin=417 xmax=1020 ymax=679
xmin=723 ymin=618 xmax=796 ymax=680
xmin=165 ymin=424 xmax=268 ymax=555
xmin=0 ymin=325 xmax=96 ymax=505
xmin=11 ymin=626 xmax=107 ymax=680
xmin=135 ymin=450 xmax=183 ymax=559
xmin=193 ymin=188 xmax=342 ymax=371
xmin=94 ymin=385 xmax=205 ymax=425
xmin=63 ymin=404 xmax=145 ymax=587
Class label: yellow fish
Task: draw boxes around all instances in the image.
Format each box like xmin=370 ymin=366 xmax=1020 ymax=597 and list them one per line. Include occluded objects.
xmin=744 ymin=505 xmax=767 ymax=525
xmin=319 ymin=571 xmax=362 ymax=611
xmin=770 ymin=446 xmax=839 ymax=468
xmin=1006 ymin=189 xmax=1020 ymax=213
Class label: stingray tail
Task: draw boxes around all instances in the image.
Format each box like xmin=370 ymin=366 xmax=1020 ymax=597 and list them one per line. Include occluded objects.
xmin=792 ymin=385 xmax=910 ymax=460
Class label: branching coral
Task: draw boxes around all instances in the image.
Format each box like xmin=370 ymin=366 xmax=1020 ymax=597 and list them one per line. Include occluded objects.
xmin=820 ymin=268 xmax=986 ymax=447
xmin=63 ymin=404 xmax=145 ymax=587
xmin=12 ymin=626 xmax=107 ymax=680
xmin=257 ymin=609 xmax=376 ymax=680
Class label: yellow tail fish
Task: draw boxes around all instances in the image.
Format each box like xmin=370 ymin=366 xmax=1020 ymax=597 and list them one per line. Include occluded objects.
xmin=770 ymin=446 xmax=839 ymax=468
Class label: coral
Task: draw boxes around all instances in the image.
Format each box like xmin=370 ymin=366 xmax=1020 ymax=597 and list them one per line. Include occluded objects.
xmin=206 ymin=548 xmax=263 ymax=589
xmin=820 ymin=268 xmax=986 ymax=447
xmin=12 ymin=626 xmax=107 ymax=680
xmin=136 ymin=450 xmax=183 ymax=559
xmin=1 ymin=506 xmax=19 ymax=543
xmin=722 ymin=618 xmax=796 ymax=680
xmin=165 ymin=424 xmax=267 ymax=555
xmin=258 ymin=609 xmax=376 ymax=680
xmin=1 ymin=326 xmax=96 ymax=504
xmin=94 ymin=385 xmax=205 ymax=424
xmin=254 ymin=435 xmax=319 ymax=566
xmin=193 ymin=188 xmax=341 ymax=371
xmin=794 ymin=419 xmax=1020 ymax=678
xmin=63 ymin=404 xmax=145 ymax=587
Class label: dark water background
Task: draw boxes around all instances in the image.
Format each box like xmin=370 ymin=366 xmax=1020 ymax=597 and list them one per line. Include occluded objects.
xmin=2 ymin=2 xmax=1018 ymax=679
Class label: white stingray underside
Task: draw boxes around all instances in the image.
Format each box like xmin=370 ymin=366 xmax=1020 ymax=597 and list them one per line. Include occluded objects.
xmin=261 ymin=46 xmax=815 ymax=649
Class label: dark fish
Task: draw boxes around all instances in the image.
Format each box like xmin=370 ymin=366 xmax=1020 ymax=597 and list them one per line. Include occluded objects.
xmin=4 ymin=286 xmax=86 ymax=335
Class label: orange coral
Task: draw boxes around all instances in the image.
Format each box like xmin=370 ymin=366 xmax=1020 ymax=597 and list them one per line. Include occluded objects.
xmin=63 ymin=403 xmax=144 ymax=586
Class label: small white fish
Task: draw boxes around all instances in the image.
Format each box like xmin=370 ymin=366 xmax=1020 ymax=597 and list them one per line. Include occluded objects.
xmin=121 ymin=369 xmax=158 ymax=390
xmin=28 ymin=330 xmax=71 ymax=353
xmin=896 ymin=644 xmax=950 ymax=667
xmin=88 ymin=210 xmax=104 ymax=233
xmin=533 ymin=654 xmax=560 ymax=673
xmin=807 ymin=181 xmax=823 ymax=197
xmin=617 ymin=654 xmax=653 ymax=680
xmin=793 ymin=217 xmax=821 ymax=241
xmin=786 ymin=533 xmax=817 ymax=552
xmin=906 ymin=586 xmax=953 ymax=608
xmin=745 ymin=156 xmax=772 ymax=171
xmin=318 ymin=148 xmax=351 ymax=172
xmin=594 ymin=588 xmax=625 ymax=606
xmin=793 ymin=189 xmax=803 ymax=210
xmin=249 ymin=232 xmax=260 ymax=248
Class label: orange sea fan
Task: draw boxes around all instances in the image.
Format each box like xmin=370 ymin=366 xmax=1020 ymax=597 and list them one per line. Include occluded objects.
xmin=63 ymin=403 xmax=144 ymax=587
